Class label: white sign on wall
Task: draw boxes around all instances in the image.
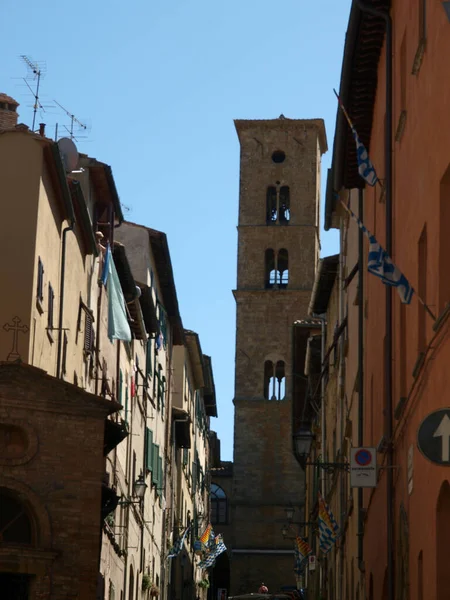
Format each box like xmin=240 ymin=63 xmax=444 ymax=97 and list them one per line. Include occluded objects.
xmin=350 ymin=447 xmax=377 ymax=488
xmin=308 ymin=555 xmax=316 ymax=571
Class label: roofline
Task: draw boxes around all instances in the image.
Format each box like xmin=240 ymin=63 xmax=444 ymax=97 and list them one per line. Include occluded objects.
xmin=184 ymin=330 xmax=205 ymax=389
xmin=234 ymin=117 xmax=328 ymax=155
xmin=308 ymin=254 xmax=340 ymax=316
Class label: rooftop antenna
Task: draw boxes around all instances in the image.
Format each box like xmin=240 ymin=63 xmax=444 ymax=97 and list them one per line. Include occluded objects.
xmin=20 ymin=55 xmax=46 ymax=132
xmin=54 ymin=99 xmax=88 ymax=141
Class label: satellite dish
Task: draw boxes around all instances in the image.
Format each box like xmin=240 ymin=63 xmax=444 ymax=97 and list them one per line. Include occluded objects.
xmin=57 ymin=137 xmax=79 ymax=172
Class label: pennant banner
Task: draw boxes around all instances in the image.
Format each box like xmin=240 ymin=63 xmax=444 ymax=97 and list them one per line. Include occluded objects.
xmin=318 ymin=492 xmax=340 ymax=555
xmin=343 ymin=202 xmax=414 ymax=304
xmin=168 ymin=524 xmax=192 ymax=559
xmin=334 ymin=88 xmax=379 ymax=187
xmin=198 ymin=534 xmax=226 ymax=570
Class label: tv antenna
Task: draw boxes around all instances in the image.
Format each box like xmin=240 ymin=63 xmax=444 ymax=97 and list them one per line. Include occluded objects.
xmin=54 ymin=100 xmax=88 ymax=141
xmin=20 ymin=55 xmax=46 ymax=132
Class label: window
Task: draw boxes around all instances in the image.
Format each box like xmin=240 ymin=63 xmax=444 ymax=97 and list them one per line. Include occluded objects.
xmin=264 ymin=249 xmax=289 ymax=289
xmin=418 ymin=225 xmax=427 ymax=353
xmin=47 ymin=283 xmax=54 ymax=338
xmin=146 ymin=338 xmax=153 ymax=379
xmin=263 ymin=360 xmax=285 ymax=400
xmin=211 ymin=483 xmax=227 ymax=525
xmin=94 ymin=202 xmax=114 ymax=245
xmin=0 ymin=488 xmax=34 ymax=544
xmin=271 ymin=150 xmax=285 ymax=163
xmin=266 ymin=186 xmax=290 ymax=225
xmin=266 ymin=187 xmax=277 ymax=223
xmin=279 ymin=186 xmax=290 ymax=223
xmin=278 ymin=248 xmax=289 ymax=288
xmin=145 ymin=428 xmax=153 ymax=473
xmin=37 ymin=257 xmax=44 ymax=304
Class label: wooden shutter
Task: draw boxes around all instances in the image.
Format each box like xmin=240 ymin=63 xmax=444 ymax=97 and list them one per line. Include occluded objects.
xmin=84 ymin=311 xmax=94 ymax=354
xmin=146 ymin=339 xmax=153 ymax=379
xmin=157 ymin=455 xmax=163 ymax=496
xmin=145 ymin=428 xmax=153 ymax=472
xmin=152 ymin=444 xmax=159 ymax=485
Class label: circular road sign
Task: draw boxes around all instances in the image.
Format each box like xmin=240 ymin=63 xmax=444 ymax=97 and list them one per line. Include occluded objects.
xmin=355 ymin=449 xmax=373 ymax=466
xmin=417 ymin=408 xmax=450 ymax=465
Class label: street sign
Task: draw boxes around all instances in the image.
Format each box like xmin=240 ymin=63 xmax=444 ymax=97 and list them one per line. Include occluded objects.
xmin=350 ymin=447 xmax=377 ymax=488
xmin=417 ymin=408 xmax=450 ymax=465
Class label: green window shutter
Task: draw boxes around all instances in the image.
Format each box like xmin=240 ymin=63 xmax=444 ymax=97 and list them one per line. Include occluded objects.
xmin=161 ymin=376 xmax=166 ymax=418
xmin=157 ymin=455 xmax=163 ymax=496
xmin=146 ymin=339 xmax=153 ymax=379
xmin=124 ymin=384 xmax=129 ymax=423
xmin=152 ymin=444 xmax=159 ymax=485
xmin=145 ymin=428 xmax=153 ymax=472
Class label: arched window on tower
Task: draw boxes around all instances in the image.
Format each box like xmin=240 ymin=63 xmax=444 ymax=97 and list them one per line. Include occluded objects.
xmin=266 ymin=187 xmax=277 ymax=224
xmin=211 ymin=483 xmax=228 ymax=524
xmin=263 ymin=360 xmax=286 ymax=400
xmin=264 ymin=249 xmax=289 ymax=289
xmin=265 ymin=249 xmax=276 ymax=289
xmin=266 ymin=185 xmax=290 ymax=225
xmin=279 ymin=186 xmax=290 ymax=223
xmin=278 ymin=249 xmax=289 ymax=288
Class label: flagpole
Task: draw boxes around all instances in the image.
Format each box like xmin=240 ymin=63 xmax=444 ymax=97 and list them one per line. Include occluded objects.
xmin=339 ymin=199 xmax=437 ymax=322
xmin=333 ymin=89 xmax=384 ymax=190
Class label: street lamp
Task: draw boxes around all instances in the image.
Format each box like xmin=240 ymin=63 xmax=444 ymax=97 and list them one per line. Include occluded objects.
xmin=293 ymin=425 xmax=349 ymax=473
xmin=117 ymin=474 xmax=148 ymax=506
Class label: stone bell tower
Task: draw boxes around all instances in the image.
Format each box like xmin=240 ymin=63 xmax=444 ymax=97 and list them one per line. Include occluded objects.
xmin=230 ymin=116 xmax=327 ymax=593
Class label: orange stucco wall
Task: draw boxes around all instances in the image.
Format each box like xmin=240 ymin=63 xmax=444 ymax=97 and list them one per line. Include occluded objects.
xmin=362 ymin=2 xmax=450 ymax=599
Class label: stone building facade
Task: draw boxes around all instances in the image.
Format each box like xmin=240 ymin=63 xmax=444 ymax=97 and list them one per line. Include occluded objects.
xmin=228 ymin=117 xmax=327 ymax=594
xmin=0 ymin=96 xmax=217 ymax=600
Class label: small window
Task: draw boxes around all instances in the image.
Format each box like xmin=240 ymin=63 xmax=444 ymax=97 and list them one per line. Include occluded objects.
xmin=266 ymin=187 xmax=277 ymax=224
xmin=279 ymin=186 xmax=290 ymax=223
xmin=265 ymin=249 xmax=275 ymax=289
xmin=272 ymin=150 xmax=286 ymax=164
xmin=211 ymin=483 xmax=228 ymax=525
xmin=278 ymin=249 xmax=289 ymax=288
xmin=264 ymin=360 xmax=286 ymax=400
xmin=48 ymin=283 xmax=54 ymax=333
xmin=37 ymin=258 xmax=44 ymax=303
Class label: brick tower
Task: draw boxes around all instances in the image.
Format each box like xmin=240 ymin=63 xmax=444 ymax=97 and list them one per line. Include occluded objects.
xmin=230 ymin=116 xmax=327 ymax=593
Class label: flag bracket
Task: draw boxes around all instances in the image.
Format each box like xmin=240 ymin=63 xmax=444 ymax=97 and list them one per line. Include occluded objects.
xmin=304 ymin=461 xmax=350 ymax=475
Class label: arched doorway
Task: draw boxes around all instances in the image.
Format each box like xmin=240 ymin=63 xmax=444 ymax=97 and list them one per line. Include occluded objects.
xmin=436 ymin=481 xmax=450 ymax=599
xmin=0 ymin=487 xmax=36 ymax=599
xmin=209 ymin=550 xmax=230 ymax=600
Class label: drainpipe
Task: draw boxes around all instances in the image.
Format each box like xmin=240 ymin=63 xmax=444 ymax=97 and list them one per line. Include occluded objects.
xmin=338 ymin=223 xmax=345 ymax=600
xmin=56 ymin=219 xmax=75 ymax=379
xmin=357 ymin=188 xmax=365 ymax=572
xmin=355 ymin=3 xmax=393 ymax=599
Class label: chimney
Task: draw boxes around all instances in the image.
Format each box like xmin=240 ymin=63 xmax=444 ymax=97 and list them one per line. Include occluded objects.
xmin=0 ymin=93 xmax=19 ymax=130
xmin=39 ymin=123 xmax=46 ymax=137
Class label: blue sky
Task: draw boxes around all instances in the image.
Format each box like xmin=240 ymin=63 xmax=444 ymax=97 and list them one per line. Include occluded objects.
xmin=1 ymin=0 xmax=351 ymax=460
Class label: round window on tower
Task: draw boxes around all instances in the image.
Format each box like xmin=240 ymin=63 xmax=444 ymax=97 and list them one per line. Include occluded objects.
xmin=272 ymin=150 xmax=286 ymax=164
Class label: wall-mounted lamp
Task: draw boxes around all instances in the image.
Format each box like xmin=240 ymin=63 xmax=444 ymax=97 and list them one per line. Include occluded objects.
xmin=117 ymin=474 xmax=148 ymax=506
xmin=293 ymin=427 xmax=349 ymax=474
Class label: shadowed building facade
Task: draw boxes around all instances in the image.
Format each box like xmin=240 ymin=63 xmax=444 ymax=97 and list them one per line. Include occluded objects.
xmin=229 ymin=117 xmax=327 ymax=594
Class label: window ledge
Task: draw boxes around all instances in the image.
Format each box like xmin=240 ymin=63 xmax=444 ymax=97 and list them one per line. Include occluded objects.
xmin=412 ymin=38 xmax=426 ymax=76
xmin=36 ymin=297 xmax=44 ymax=315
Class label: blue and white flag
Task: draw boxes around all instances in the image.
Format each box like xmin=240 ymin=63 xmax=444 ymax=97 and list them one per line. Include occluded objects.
xmin=345 ymin=204 xmax=414 ymax=304
xmin=198 ymin=534 xmax=226 ymax=570
xmin=168 ymin=524 xmax=192 ymax=559
xmin=334 ymin=89 xmax=379 ymax=187
xmin=352 ymin=127 xmax=379 ymax=187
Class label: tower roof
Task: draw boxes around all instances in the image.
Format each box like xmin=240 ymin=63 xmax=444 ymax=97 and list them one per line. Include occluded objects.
xmin=234 ymin=116 xmax=327 ymax=154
